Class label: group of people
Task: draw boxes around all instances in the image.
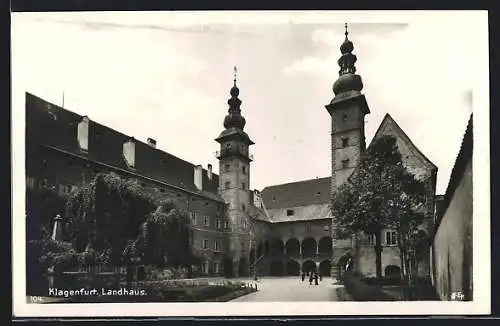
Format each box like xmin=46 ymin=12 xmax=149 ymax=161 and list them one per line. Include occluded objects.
xmin=301 ymin=271 xmax=322 ymax=285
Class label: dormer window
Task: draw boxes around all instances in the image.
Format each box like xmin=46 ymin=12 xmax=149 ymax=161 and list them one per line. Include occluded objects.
xmin=272 ymin=196 xmax=276 ymax=201
xmin=342 ymin=158 xmax=350 ymax=169
xmin=286 ymin=209 xmax=294 ymax=216
xmin=341 ymin=137 xmax=349 ymax=148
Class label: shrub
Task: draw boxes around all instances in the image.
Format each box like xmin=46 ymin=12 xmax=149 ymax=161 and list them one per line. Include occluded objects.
xmin=343 ymin=271 xmax=395 ymax=301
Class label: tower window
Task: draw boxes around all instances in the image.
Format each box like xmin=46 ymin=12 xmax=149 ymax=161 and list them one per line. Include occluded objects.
xmin=342 ymin=114 xmax=348 ymax=121
xmin=342 ymin=158 xmax=350 ymax=169
xmin=215 ymin=240 xmax=221 ymax=251
xmin=190 ymin=211 xmax=197 ymax=224
xmin=224 ymin=164 xmax=231 ymax=172
xmin=203 ymin=215 xmax=210 ymax=226
xmin=203 ymin=239 xmax=209 ymax=249
xmin=224 ymin=221 xmax=229 ymax=229
xmin=241 ymin=204 xmax=246 ymax=211
xmin=224 ymin=181 xmax=230 ymax=189
xmin=242 ymin=166 xmax=246 ymax=174
xmin=341 ymin=137 xmax=349 ymax=147
xmin=385 ymin=231 xmax=398 ymax=246
xmin=286 ymin=209 xmax=294 ymax=216
xmin=241 ymin=182 xmax=246 ymax=190
xmin=272 ymin=196 xmax=276 ymax=201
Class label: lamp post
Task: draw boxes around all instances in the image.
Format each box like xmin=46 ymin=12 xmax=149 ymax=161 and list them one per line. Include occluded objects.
xmin=249 ymin=214 xmax=258 ymax=281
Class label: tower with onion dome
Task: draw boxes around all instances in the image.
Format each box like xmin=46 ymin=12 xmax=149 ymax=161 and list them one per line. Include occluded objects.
xmin=215 ymin=67 xmax=255 ymax=278
xmin=325 ymin=24 xmax=370 ymax=277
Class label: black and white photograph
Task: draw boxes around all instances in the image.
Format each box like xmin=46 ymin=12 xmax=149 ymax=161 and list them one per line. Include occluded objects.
xmin=12 ymin=10 xmax=489 ymax=317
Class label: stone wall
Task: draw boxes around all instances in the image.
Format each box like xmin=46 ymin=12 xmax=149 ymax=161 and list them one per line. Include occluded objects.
xmin=432 ymin=160 xmax=473 ymax=300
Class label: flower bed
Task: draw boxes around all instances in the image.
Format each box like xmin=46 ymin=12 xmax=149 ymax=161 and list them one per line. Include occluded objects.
xmin=41 ymin=277 xmax=257 ymax=303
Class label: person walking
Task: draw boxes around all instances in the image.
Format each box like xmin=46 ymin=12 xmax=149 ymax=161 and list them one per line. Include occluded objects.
xmin=301 ymin=272 xmax=305 ymax=282
xmin=314 ymin=272 xmax=319 ymax=285
xmin=309 ymin=272 xmax=313 ymax=285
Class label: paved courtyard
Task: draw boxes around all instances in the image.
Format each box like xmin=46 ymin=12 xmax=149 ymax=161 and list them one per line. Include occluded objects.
xmin=230 ymin=276 xmax=349 ymax=302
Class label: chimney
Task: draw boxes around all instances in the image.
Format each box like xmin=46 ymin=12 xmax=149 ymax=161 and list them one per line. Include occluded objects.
xmin=123 ymin=137 xmax=135 ymax=168
xmin=51 ymin=214 xmax=64 ymax=241
xmin=77 ymin=116 xmax=89 ymax=152
xmin=147 ymin=138 xmax=157 ymax=148
xmin=207 ymin=164 xmax=213 ymax=180
xmin=194 ymin=165 xmax=203 ymax=191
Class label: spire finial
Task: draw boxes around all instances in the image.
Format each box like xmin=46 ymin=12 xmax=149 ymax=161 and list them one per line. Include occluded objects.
xmin=344 ymin=23 xmax=348 ymax=39
xmin=233 ymin=66 xmax=238 ymax=86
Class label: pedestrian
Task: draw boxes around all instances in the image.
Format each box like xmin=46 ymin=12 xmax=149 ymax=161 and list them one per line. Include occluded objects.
xmin=319 ymin=273 xmax=322 ymax=282
xmin=301 ymin=272 xmax=305 ymax=282
xmin=309 ymin=273 xmax=313 ymax=285
xmin=314 ymin=272 xmax=319 ymax=285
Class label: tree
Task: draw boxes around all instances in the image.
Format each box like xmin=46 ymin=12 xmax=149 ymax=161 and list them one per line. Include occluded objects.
xmin=331 ymin=135 xmax=428 ymax=280
xmin=65 ymin=172 xmax=198 ymax=271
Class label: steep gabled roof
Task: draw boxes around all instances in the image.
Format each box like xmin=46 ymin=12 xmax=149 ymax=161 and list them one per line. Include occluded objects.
xmin=370 ymin=113 xmax=438 ymax=172
xmin=25 ymin=92 xmax=222 ymax=200
xmin=261 ymin=177 xmax=330 ymax=209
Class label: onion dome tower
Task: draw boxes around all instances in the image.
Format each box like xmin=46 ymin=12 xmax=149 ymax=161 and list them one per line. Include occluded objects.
xmin=215 ymin=67 xmax=254 ymax=278
xmin=326 ymin=24 xmax=370 ymax=278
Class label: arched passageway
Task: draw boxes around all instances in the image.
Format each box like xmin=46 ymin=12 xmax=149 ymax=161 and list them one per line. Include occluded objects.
xmin=271 ymin=239 xmax=284 ymax=257
xmin=257 ymin=243 xmax=263 ymax=257
xmin=239 ymin=258 xmax=248 ymax=277
xmin=270 ymin=261 xmax=284 ymax=276
xmin=302 ymin=260 xmax=317 ymax=275
xmin=385 ymin=265 xmax=401 ymax=278
xmin=285 ymin=238 xmax=300 ymax=257
xmin=319 ymin=260 xmax=331 ymax=276
xmin=301 ymin=237 xmax=317 ymax=257
xmin=318 ymin=237 xmax=333 ymax=255
xmin=286 ymin=260 xmax=300 ymax=276
xmin=223 ymin=257 xmax=233 ymax=278
xmin=249 ymin=248 xmax=256 ymax=264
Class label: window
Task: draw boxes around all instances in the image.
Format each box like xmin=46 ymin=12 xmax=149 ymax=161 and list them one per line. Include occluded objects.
xmin=342 ymin=158 xmax=350 ymax=169
xmin=216 ymin=219 xmax=221 ymax=229
xmin=202 ymin=261 xmax=209 ymax=274
xmin=241 ymin=182 xmax=246 ymax=190
xmin=224 ymin=164 xmax=231 ymax=172
xmin=242 ymin=221 xmax=247 ymax=229
xmin=241 ymin=204 xmax=246 ymax=211
xmin=224 ymin=221 xmax=229 ymax=229
xmin=160 ymin=188 xmax=165 ymax=193
xmin=323 ymin=225 xmax=329 ymax=231
xmin=365 ymin=234 xmax=375 ymax=246
xmin=341 ymin=137 xmax=349 ymax=147
xmin=214 ymin=262 xmax=220 ymax=274
xmin=272 ymin=196 xmax=276 ymax=201
xmin=305 ymin=223 xmax=311 ymax=232
xmin=190 ymin=211 xmax=197 ymax=224
xmin=26 ymin=177 xmax=35 ymax=189
xmin=215 ymin=240 xmax=221 ymax=251
xmin=286 ymin=209 xmax=294 ymax=216
xmin=203 ymin=239 xmax=209 ymax=249
xmin=242 ymin=166 xmax=246 ymax=174
xmin=224 ymin=181 xmax=230 ymax=189
xmin=342 ymin=114 xmax=348 ymax=121
xmin=385 ymin=231 xmax=398 ymax=246
xmin=203 ymin=215 xmax=210 ymax=226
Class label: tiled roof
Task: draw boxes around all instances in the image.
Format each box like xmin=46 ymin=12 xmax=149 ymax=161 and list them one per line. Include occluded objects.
xmin=266 ymin=204 xmax=331 ymax=223
xmin=26 ymin=92 xmax=222 ymax=201
xmin=439 ymin=114 xmax=473 ymax=223
xmin=260 ymin=177 xmax=330 ymax=209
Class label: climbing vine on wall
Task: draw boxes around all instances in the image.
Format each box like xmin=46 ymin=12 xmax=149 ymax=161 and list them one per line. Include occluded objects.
xmin=64 ymin=172 xmax=198 ymax=268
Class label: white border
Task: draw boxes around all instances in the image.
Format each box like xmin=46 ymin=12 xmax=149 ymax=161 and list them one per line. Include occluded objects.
xmin=12 ymin=10 xmax=490 ymax=317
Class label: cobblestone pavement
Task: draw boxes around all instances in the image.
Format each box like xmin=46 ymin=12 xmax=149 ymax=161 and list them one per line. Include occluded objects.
xmin=230 ymin=276 xmax=348 ymax=302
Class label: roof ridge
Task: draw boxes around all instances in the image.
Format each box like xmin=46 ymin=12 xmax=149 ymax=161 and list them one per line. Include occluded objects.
xmin=26 ymin=92 xmax=218 ymax=176
xmin=262 ymin=176 xmax=330 ymax=190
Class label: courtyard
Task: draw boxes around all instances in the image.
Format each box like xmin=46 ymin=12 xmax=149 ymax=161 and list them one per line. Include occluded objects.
xmin=230 ymin=276 xmax=349 ymax=302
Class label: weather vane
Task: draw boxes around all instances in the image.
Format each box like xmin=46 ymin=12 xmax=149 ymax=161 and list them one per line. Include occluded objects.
xmin=344 ymin=23 xmax=349 ymax=38
xmin=233 ymin=66 xmax=238 ymax=85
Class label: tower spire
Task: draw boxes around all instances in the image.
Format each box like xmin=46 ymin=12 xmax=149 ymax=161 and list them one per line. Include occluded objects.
xmin=223 ymin=67 xmax=246 ymax=130
xmin=331 ymin=23 xmax=364 ymax=95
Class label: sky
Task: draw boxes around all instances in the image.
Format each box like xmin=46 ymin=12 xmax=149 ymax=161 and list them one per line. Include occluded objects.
xmin=11 ymin=11 xmax=485 ymax=194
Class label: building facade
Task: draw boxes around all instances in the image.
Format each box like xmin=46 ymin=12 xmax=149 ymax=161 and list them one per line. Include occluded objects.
xmin=25 ymin=25 xmax=440 ymax=279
